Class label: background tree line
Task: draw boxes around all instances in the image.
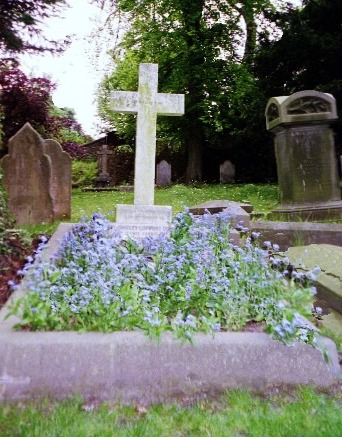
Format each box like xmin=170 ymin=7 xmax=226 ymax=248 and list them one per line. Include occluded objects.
xmin=96 ymin=0 xmax=342 ymax=183
xmin=1 ymin=0 xmax=341 ymax=183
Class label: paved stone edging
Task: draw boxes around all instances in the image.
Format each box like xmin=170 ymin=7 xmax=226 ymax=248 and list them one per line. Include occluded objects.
xmin=0 ymin=222 xmax=341 ymax=403
xmin=0 ymin=330 xmax=340 ymax=403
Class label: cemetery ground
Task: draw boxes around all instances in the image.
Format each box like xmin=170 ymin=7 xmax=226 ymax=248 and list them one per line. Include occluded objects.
xmin=1 ymin=183 xmax=342 ymax=434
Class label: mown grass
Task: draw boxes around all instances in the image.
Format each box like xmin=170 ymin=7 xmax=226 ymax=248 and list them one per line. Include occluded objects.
xmin=20 ymin=183 xmax=279 ymax=236
xmin=72 ymin=183 xmax=279 ymax=219
xmin=1 ymin=387 xmax=341 ymax=437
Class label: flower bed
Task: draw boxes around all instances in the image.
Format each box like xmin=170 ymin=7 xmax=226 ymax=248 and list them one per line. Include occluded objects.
xmin=8 ymin=211 xmax=318 ymax=346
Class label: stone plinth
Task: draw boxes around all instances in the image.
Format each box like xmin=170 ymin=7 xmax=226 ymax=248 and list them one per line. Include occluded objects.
xmin=266 ymin=91 xmax=342 ymax=220
xmin=284 ymin=244 xmax=342 ymax=315
xmin=114 ymin=204 xmax=172 ymax=239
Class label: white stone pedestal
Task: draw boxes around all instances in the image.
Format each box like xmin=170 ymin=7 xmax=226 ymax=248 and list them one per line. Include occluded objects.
xmin=114 ymin=204 xmax=172 ymax=239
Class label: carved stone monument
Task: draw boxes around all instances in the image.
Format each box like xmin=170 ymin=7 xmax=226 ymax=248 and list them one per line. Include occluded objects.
xmin=156 ymin=160 xmax=171 ymax=186
xmin=1 ymin=123 xmax=71 ymax=225
xmin=96 ymin=144 xmax=113 ymax=186
xmin=266 ymin=90 xmax=342 ymax=220
xmin=111 ymin=63 xmax=184 ymax=238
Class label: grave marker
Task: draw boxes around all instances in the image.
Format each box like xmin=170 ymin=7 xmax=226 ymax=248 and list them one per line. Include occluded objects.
xmin=156 ymin=160 xmax=171 ymax=186
xmin=97 ymin=144 xmax=113 ymax=180
xmin=111 ymin=63 xmax=184 ymax=205
xmin=1 ymin=123 xmax=71 ymax=225
xmin=220 ymin=160 xmax=235 ymax=184
xmin=44 ymin=139 xmax=72 ymax=220
xmin=110 ymin=63 xmax=184 ymax=239
xmin=266 ymin=90 xmax=342 ymax=220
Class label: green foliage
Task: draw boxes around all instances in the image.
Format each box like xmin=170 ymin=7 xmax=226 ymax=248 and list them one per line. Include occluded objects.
xmin=71 ymin=160 xmax=98 ymax=188
xmin=1 ymin=387 xmax=342 ymax=436
xmin=0 ymin=0 xmax=68 ymax=54
xmin=97 ymin=0 xmax=277 ymax=182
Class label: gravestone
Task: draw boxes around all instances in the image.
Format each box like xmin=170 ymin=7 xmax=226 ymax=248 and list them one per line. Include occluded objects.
xmin=96 ymin=144 xmax=113 ymax=186
xmin=44 ymin=139 xmax=72 ymax=220
xmin=1 ymin=123 xmax=71 ymax=225
xmin=156 ymin=160 xmax=171 ymax=186
xmin=266 ymin=90 xmax=342 ymax=220
xmin=220 ymin=160 xmax=235 ymax=184
xmin=111 ymin=63 xmax=184 ymax=239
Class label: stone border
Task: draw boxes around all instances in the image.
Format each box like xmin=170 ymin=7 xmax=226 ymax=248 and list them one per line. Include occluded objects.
xmin=0 ymin=222 xmax=341 ymax=403
xmin=1 ymin=331 xmax=339 ymax=403
xmin=251 ymin=221 xmax=342 ymax=251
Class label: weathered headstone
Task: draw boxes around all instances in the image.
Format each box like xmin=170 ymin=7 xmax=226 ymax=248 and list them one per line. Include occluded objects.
xmin=97 ymin=144 xmax=113 ymax=181
xmin=1 ymin=123 xmax=71 ymax=225
xmin=111 ymin=63 xmax=184 ymax=239
xmin=220 ymin=160 xmax=235 ymax=184
xmin=44 ymin=139 xmax=72 ymax=220
xmin=156 ymin=160 xmax=171 ymax=186
xmin=266 ymin=90 xmax=342 ymax=220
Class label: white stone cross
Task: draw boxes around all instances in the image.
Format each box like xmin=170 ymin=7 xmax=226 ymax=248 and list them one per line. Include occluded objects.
xmin=110 ymin=63 xmax=184 ymax=205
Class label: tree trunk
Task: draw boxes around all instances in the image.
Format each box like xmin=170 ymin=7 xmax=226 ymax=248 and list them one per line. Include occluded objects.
xmin=181 ymin=0 xmax=205 ymax=183
xmin=185 ymin=122 xmax=203 ymax=182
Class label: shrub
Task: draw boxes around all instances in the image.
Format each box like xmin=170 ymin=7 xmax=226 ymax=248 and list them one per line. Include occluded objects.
xmin=71 ymin=160 xmax=97 ymax=187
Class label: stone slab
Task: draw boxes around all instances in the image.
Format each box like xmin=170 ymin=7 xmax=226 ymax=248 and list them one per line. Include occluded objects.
xmin=116 ymin=204 xmax=172 ymax=226
xmin=271 ymin=201 xmax=342 ymax=221
xmin=189 ymin=201 xmax=251 ymax=230
xmin=189 ymin=200 xmax=253 ymax=214
xmin=156 ymin=160 xmax=171 ymax=186
xmin=250 ymin=221 xmax=342 ymax=251
xmin=1 ymin=123 xmax=54 ymax=225
xmin=115 ymin=204 xmax=172 ymax=239
xmin=284 ymin=244 xmax=342 ymax=314
xmin=0 ymin=331 xmax=339 ymax=403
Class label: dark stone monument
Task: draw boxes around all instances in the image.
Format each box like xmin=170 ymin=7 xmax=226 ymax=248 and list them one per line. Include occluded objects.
xmin=265 ymin=90 xmax=342 ymax=220
xmin=156 ymin=160 xmax=171 ymax=186
xmin=219 ymin=160 xmax=235 ymax=184
xmin=1 ymin=123 xmax=71 ymax=225
xmin=96 ymin=144 xmax=113 ymax=186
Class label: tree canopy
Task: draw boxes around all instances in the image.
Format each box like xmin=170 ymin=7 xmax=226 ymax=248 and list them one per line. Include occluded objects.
xmin=0 ymin=0 xmax=68 ymax=54
xmin=254 ymin=0 xmax=342 ymax=156
xmin=97 ymin=0 xmax=277 ymax=182
xmin=0 ymin=58 xmax=90 ymax=159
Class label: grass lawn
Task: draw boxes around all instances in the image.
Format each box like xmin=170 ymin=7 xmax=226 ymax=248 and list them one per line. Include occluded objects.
xmin=21 ymin=183 xmax=279 ymax=236
xmin=1 ymin=387 xmax=342 ymax=436
xmin=71 ymin=183 xmax=279 ymax=218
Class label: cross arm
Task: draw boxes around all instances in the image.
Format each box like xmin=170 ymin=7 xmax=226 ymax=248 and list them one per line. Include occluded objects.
xmin=156 ymin=94 xmax=185 ymax=116
xmin=110 ymin=91 xmax=139 ymax=114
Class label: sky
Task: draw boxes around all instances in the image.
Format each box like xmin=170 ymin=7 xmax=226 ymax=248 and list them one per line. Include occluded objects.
xmin=20 ymin=0 xmax=109 ymax=138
